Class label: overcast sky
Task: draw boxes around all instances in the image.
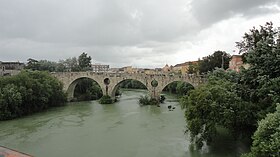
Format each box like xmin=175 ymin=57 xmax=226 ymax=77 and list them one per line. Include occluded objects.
xmin=0 ymin=0 xmax=279 ymax=68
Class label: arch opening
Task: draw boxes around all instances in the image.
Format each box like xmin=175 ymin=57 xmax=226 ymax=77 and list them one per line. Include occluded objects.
xmin=67 ymin=77 xmax=103 ymax=101
xmin=111 ymin=79 xmax=148 ymax=99
xmin=161 ymin=81 xmax=194 ymax=97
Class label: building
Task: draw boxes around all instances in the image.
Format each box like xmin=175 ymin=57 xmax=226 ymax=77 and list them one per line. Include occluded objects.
xmin=228 ymin=55 xmax=250 ymax=72
xmin=119 ymin=66 xmax=142 ymax=74
xmin=162 ymin=64 xmax=171 ymax=73
xmin=91 ymin=64 xmax=109 ymax=72
xmin=143 ymin=69 xmax=156 ymax=75
xmin=173 ymin=61 xmax=199 ymax=74
xmin=0 ymin=61 xmax=24 ymax=76
xmin=0 ymin=62 xmax=4 ymax=76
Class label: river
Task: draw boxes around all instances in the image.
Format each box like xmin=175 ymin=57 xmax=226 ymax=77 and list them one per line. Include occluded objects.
xmin=0 ymin=89 xmax=248 ymax=157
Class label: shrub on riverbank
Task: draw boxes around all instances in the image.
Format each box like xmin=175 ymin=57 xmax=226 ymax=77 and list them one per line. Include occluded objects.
xmin=0 ymin=70 xmax=66 ymax=120
xmin=139 ymin=95 xmax=163 ymax=106
xmin=99 ymin=95 xmax=113 ymax=104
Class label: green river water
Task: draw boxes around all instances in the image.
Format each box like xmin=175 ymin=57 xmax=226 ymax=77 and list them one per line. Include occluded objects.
xmin=0 ymin=89 xmax=248 ymax=157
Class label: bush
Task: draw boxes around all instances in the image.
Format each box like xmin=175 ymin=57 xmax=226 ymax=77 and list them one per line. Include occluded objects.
xmin=139 ymin=95 xmax=160 ymax=106
xmin=0 ymin=70 xmax=66 ymax=120
xmin=242 ymin=104 xmax=280 ymax=157
xmin=99 ymin=95 xmax=113 ymax=104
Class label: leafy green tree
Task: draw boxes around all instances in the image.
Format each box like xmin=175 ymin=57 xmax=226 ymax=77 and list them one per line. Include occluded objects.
xmin=0 ymin=84 xmax=22 ymax=120
xmin=198 ymin=51 xmax=231 ymax=74
xmin=163 ymin=81 xmax=194 ymax=96
xmin=181 ymin=74 xmax=256 ymax=149
xmin=237 ymin=22 xmax=280 ymax=79
xmin=242 ymin=105 xmax=280 ymax=157
xmin=56 ymin=60 xmax=67 ymax=72
xmin=236 ymin=22 xmax=280 ymax=120
xmin=25 ymin=58 xmax=39 ymax=70
xmin=78 ymin=52 xmax=92 ymax=71
xmin=25 ymin=59 xmax=58 ymax=72
xmin=64 ymin=57 xmax=80 ymax=72
xmin=0 ymin=71 xmax=66 ymax=120
xmin=181 ymin=22 xmax=280 ymax=152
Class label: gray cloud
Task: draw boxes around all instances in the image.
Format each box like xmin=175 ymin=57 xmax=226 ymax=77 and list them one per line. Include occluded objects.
xmin=0 ymin=0 xmax=279 ymax=68
xmin=191 ymin=0 xmax=279 ymax=27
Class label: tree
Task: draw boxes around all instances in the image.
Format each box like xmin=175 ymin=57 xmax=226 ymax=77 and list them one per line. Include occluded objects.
xmin=237 ymin=22 xmax=280 ymax=79
xmin=163 ymin=81 xmax=194 ymax=96
xmin=0 ymin=71 xmax=66 ymax=120
xmin=181 ymin=71 xmax=256 ymax=149
xmin=64 ymin=57 xmax=80 ymax=72
xmin=0 ymin=84 xmax=22 ymax=120
xmin=198 ymin=51 xmax=231 ymax=74
xmin=242 ymin=105 xmax=280 ymax=157
xmin=25 ymin=59 xmax=58 ymax=72
xmin=176 ymin=82 xmax=194 ymax=96
xmin=236 ymin=22 xmax=280 ymax=119
xmin=25 ymin=58 xmax=39 ymax=70
xmin=78 ymin=52 xmax=92 ymax=71
xmin=180 ymin=22 xmax=280 ymax=153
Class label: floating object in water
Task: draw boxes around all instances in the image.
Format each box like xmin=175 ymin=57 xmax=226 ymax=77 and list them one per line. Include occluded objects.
xmin=0 ymin=146 xmax=32 ymax=157
xmin=167 ymin=105 xmax=172 ymax=109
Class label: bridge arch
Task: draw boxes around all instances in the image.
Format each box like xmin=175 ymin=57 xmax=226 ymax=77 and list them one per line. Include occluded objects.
xmin=159 ymin=80 xmax=195 ymax=96
xmin=66 ymin=77 xmax=105 ymax=101
xmin=51 ymin=72 xmax=206 ymax=102
xmin=110 ymin=78 xmax=149 ymax=99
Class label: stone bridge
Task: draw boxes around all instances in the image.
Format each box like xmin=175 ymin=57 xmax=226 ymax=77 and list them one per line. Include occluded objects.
xmin=51 ymin=72 xmax=207 ymax=101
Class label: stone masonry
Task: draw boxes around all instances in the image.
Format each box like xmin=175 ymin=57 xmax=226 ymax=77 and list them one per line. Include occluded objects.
xmin=51 ymin=72 xmax=207 ymax=101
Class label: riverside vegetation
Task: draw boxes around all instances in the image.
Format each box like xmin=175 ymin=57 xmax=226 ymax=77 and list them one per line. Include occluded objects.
xmin=181 ymin=22 xmax=280 ymax=157
xmin=0 ymin=70 xmax=66 ymax=120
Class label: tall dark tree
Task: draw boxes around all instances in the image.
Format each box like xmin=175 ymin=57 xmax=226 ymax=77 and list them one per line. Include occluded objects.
xmin=236 ymin=22 xmax=280 ymax=79
xmin=198 ymin=51 xmax=231 ymax=74
xmin=78 ymin=52 xmax=92 ymax=71
xmin=26 ymin=58 xmax=39 ymax=70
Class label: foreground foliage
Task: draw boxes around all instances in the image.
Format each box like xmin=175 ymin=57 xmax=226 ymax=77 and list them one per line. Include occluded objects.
xmin=242 ymin=105 xmax=280 ymax=157
xmin=181 ymin=22 xmax=280 ymax=154
xmin=181 ymin=71 xmax=256 ymax=148
xmin=0 ymin=71 xmax=66 ymax=120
